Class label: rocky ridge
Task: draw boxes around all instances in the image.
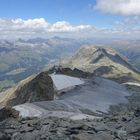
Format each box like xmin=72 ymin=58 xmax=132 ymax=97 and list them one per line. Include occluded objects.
xmin=58 ymin=45 xmax=140 ymax=82
xmin=0 ymin=72 xmax=55 ymax=107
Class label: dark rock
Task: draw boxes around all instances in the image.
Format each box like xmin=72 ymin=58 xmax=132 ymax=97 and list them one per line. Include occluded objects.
xmin=121 ymin=117 xmax=127 ymax=122
xmin=94 ymin=66 xmax=113 ymax=76
xmin=0 ymin=107 xmax=19 ymax=122
xmin=54 ymin=67 xmax=91 ymax=78
xmin=0 ymin=132 xmax=10 ymax=140
xmin=66 ymin=129 xmax=79 ymax=135
xmin=6 ymin=72 xmax=55 ymax=106
xmin=111 ymin=76 xmax=135 ymax=83
xmin=134 ymin=108 xmax=140 ymax=117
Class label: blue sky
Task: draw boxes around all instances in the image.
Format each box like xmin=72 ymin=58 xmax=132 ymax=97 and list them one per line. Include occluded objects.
xmin=0 ymin=0 xmax=140 ymax=39
xmin=0 ymin=0 xmax=122 ymax=27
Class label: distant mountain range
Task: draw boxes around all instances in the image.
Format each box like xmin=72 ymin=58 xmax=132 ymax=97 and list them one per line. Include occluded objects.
xmin=0 ymin=37 xmax=140 ymax=91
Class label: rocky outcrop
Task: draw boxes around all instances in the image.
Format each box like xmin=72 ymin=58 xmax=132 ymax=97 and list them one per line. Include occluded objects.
xmin=94 ymin=66 xmax=113 ymax=76
xmin=48 ymin=66 xmax=91 ymax=78
xmin=2 ymin=72 xmax=55 ymax=106
xmin=110 ymin=75 xmax=136 ymax=83
xmin=0 ymin=107 xmax=19 ymax=121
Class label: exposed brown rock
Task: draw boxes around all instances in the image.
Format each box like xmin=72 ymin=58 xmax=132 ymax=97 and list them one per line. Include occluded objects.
xmin=4 ymin=72 xmax=55 ymax=106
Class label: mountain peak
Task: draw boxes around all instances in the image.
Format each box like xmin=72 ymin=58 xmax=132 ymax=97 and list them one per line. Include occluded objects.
xmin=60 ymin=45 xmax=140 ymax=82
xmin=0 ymin=72 xmax=55 ymax=106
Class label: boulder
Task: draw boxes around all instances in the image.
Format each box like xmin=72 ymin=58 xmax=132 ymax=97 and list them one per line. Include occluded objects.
xmin=0 ymin=107 xmax=19 ymax=121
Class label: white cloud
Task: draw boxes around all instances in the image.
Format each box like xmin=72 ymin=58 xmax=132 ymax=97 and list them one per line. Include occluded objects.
xmin=11 ymin=18 xmax=49 ymax=29
xmin=0 ymin=18 xmax=140 ymax=39
xmin=94 ymin=0 xmax=140 ymax=16
xmin=0 ymin=18 xmax=92 ymax=39
xmin=49 ymin=21 xmax=91 ymax=32
xmin=1 ymin=18 xmax=91 ymax=32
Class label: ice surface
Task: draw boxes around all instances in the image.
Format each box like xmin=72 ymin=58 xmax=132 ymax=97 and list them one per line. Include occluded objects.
xmin=50 ymin=74 xmax=84 ymax=90
xmin=123 ymin=82 xmax=140 ymax=87
xmin=14 ymin=76 xmax=130 ymax=119
xmin=14 ymin=103 xmax=101 ymax=120
xmin=59 ymin=77 xmax=130 ymax=113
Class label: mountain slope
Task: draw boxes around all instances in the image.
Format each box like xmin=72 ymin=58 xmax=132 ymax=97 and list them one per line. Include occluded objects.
xmin=60 ymin=45 xmax=140 ymax=82
xmin=111 ymin=40 xmax=140 ymax=71
xmin=0 ymin=72 xmax=54 ymax=107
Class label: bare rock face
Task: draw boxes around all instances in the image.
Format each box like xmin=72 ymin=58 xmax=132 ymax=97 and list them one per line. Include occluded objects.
xmin=5 ymin=72 xmax=55 ymax=106
xmin=0 ymin=107 xmax=19 ymax=121
xmin=94 ymin=66 xmax=113 ymax=76
xmin=49 ymin=66 xmax=91 ymax=78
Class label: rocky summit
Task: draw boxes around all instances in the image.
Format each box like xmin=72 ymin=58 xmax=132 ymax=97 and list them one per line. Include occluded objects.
xmin=0 ymin=72 xmax=55 ymax=107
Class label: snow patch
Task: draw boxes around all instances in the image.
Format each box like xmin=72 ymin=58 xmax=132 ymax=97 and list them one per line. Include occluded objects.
xmin=123 ymin=82 xmax=140 ymax=87
xmin=50 ymin=74 xmax=84 ymax=90
xmin=13 ymin=104 xmax=43 ymax=117
xmin=13 ymin=103 xmax=101 ymax=120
